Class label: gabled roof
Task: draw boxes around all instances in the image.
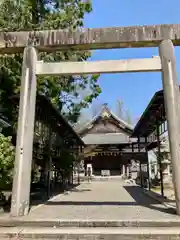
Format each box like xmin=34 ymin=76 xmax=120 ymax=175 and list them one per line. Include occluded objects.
xmin=132 ymin=89 xmax=165 ymax=137
xmin=77 ymin=104 xmax=133 ymax=135
xmin=9 ymin=94 xmax=84 ymax=146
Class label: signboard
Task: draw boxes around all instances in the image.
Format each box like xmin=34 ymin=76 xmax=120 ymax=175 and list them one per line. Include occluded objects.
xmin=101 ymin=170 xmax=110 ymax=176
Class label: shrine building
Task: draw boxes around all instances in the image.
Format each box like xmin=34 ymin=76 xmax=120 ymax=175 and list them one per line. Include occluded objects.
xmin=77 ymin=104 xmax=148 ymax=177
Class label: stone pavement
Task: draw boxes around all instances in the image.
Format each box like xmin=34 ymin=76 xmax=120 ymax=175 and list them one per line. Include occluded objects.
xmin=26 ymin=181 xmax=178 ymax=220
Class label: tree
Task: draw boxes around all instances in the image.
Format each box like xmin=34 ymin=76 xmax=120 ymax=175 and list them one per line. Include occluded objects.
xmin=0 ymin=0 xmax=101 ymax=124
xmin=74 ymin=100 xmax=104 ymax=131
xmin=74 ymin=110 xmax=91 ymax=131
xmin=115 ymin=99 xmax=133 ymax=125
xmin=116 ymin=100 xmax=124 ymax=119
xmin=125 ymin=109 xmax=133 ymax=125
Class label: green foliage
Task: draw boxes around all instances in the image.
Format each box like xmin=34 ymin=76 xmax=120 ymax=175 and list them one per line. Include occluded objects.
xmin=0 ymin=133 xmax=15 ymax=189
xmin=60 ymin=149 xmax=75 ymax=180
xmin=0 ymin=0 xmax=101 ymax=124
xmin=60 ymin=149 xmax=74 ymax=171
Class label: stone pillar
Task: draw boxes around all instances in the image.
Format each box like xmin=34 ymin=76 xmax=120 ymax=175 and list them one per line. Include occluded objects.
xmin=122 ymin=165 xmax=125 ymax=176
xmin=161 ymin=160 xmax=171 ymax=184
xmin=159 ymin=40 xmax=180 ymax=215
xmin=154 ymin=163 xmax=158 ymax=177
xmin=10 ymin=47 xmax=38 ymax=217
xmin=87 ymin=163 xmax=92 ymax=176
xmin=148 ymin=161 xmax=152 ymax=180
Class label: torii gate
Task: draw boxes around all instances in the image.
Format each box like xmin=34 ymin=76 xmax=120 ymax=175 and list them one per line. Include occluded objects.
xmin=2 ymin=24 xmax=180 ymax=216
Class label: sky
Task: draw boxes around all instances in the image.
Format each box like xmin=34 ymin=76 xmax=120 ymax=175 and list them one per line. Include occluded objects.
xmin=82 ymin=0 xmax=180 ymax=123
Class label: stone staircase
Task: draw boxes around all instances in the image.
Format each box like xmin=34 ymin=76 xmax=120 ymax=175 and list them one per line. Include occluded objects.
xmin=1 ymin=219 xmax=180 ymax=239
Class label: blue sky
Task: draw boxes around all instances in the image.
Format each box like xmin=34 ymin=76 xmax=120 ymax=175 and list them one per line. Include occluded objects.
xmin=83 ymin=0 xmax=180 ymax=123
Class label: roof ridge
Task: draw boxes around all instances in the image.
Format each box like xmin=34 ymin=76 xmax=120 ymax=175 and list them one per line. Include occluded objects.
xmin=108 ymin=109 xmax=133 ymax=130
xmin=77 ymin=104 xmax=133 ymax=134
xmin=76 ymin=104 xmax=107 ymax=133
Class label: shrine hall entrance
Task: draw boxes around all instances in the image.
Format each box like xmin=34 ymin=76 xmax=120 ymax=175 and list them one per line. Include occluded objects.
xmin=86 ymin=155 xmax=124 ymax=176
xmin=84 ymin=153 xmax=147 ymax=177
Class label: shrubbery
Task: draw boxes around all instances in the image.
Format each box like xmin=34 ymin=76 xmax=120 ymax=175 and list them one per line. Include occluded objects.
xmin=0 ymin=133 xmax=15 ymax=189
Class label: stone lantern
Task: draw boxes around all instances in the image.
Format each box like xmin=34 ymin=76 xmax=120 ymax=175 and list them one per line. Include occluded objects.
xmin=160 ymin=137 xmax=171 ymax=185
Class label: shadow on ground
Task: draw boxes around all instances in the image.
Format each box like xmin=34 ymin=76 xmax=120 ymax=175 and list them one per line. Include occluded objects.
xmin=124 ymin=185 xmax=176 ymax=215
xmin=0 ymin=183 xmax=80 ymax=213
xmin=44 ymin=185 xmax=176 ymax=215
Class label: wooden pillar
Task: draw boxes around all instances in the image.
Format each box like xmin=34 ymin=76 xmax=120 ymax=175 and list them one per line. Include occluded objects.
xmin=122 ymin=164 xmax=125 ymax=176
xmin=125 ymin=165 xmax=128 ymax=178
xmin=47 ymin=130 xmax=53 ymax=198
xmin=84 ymin=160 xmax=87 ymax=176
xmin=159 ymin=40 xmax=180 ymax=214
xmin=147 ymin=160 xmax=151 ymax=191
xmin=47 ymin=157 xmax=52 ymax=198
xmin=10 ymin=47 xmax=38 ymax=217
xmin=128 ymin=164 xmax=132 ymax=179
xmin=145 ymin=138 xmax=151 ymax=191
xmin=156 ymin=124 xmax=164 ymax=197
xmin=77 ymin=161 xmax=80 ymax=185
xmin=139 ymin=162 xmax=143 ymax=188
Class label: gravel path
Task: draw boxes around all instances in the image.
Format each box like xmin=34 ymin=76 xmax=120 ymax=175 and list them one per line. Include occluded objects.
xmin=27 ymin=181 xmax=178 ymax=220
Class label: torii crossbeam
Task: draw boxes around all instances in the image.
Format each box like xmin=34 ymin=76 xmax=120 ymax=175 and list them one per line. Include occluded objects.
xmin=1 ymin=24 xmax=180 ymax=53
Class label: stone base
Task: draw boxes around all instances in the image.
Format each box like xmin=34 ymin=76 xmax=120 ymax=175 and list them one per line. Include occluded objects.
xmin=1 ymin=226 xmax=180 ymax=239
xmin=1 ymin=219 xmax=180 ymax=228
xmin=163 ymin=175 xmax=173 ymax=188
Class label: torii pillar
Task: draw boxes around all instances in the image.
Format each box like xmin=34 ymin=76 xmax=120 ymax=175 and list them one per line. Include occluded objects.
xmin=159 ymin=40 xmax=180 ymax=215
xmin=10 ymin=47 xmax=37 ymax=217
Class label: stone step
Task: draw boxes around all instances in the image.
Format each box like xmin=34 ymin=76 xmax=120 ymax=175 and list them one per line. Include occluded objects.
xmin=1 ymin=219 xmax=180 ymax=228
xmin=91 ymin=176 xmax=124 ymax=181
xmin=1 ymin=226 xmax=180 ymax=239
